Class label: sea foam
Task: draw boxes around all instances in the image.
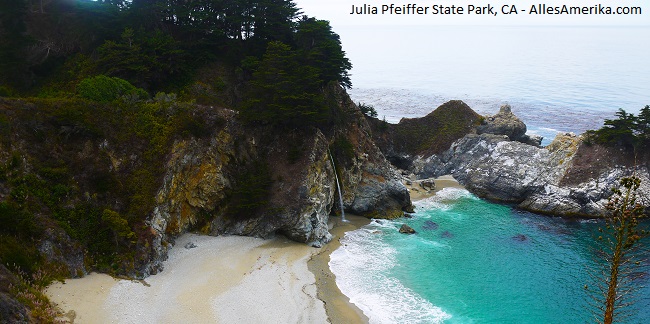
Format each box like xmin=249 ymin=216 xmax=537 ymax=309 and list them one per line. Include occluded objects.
xmin=415 ymin=187 xmax=476 ymax=212
xmin=330 ymin=224 xmax=451 ymax=323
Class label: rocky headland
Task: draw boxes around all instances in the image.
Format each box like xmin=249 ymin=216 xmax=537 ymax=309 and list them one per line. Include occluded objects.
xmin=374 ymin=102 xmax=650 ymax=218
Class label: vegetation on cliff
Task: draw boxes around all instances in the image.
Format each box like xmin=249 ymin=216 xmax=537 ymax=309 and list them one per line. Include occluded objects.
xmin=0 ymin=1 xmax=362 ymax=320
xmin=366 ymin=100 xmax=481 ymax=168
xmin=587 ymin=106 xmax=650 ymax=150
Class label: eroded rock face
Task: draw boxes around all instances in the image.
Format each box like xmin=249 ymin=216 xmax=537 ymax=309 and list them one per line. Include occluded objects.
xmin=142 ymin=85 xmax=412 ymax=275
xmin=328 ymin=85 xmax=412 ymax=219
xmin=0 ymin=265 xmax=29 ymax=324
xmin=431 ymin=132 xmax=579 ymax=202
xmin=146 ymin=124 xmax=337 ymax=274
xmin=520 ymin=166 xmax=650 ymax=217
xmin=412 ymin=129 xmax=650 ymax=217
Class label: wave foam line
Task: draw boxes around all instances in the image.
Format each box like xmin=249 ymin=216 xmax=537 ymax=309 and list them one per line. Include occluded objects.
xmin=330 ymin=228 xmax=451 ymax=324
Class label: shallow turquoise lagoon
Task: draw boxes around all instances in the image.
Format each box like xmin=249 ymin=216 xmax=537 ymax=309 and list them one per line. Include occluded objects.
xmin=330 ymin=188 xmax=650 ymax=323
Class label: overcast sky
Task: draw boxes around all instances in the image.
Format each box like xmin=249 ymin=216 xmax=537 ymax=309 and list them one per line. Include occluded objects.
xmin=293 ymin=0 xmax=650 ymax=26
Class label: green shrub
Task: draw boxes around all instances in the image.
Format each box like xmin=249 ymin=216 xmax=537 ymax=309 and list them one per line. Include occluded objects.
xmin=76 ymin=75 xmax=148 ymax=102
xmin=331 ymin=136 xmax=355 ymax=165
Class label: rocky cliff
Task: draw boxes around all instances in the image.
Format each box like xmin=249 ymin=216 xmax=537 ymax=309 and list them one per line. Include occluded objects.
xmin=0 ymin=85 xmax=412 ymax=282
xmin=144 ymin=87 xmax=411 ymax=274
xmin=408 ymin=103 xmax=650 ymax=217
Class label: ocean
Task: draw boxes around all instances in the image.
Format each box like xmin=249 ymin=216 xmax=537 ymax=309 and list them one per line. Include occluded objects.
xmin=342 ymin=25 xmax=650 ymax=145
xmin=329 ymin=25 xmax=650 ymax=323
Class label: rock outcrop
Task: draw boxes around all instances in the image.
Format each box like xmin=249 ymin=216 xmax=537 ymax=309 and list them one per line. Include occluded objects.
xmin=0 ymin=265 xmax=29 ymax=324
xmin=366 ymin=100 xmax=481 ymax=169
xmin=399 ymin=224 xmax=416 ymax=234
xmin=329 ymin=84 xmax=412 ymax=219
xmin=410 ymin=106 xmax=650 ymax=217
xmin=419 ymin=132 xmax=580 ymax=203
xmin=143 ymin=85 xmax=412 ymax=275
xmin=477 ymin=104 xmax=542 ymax=146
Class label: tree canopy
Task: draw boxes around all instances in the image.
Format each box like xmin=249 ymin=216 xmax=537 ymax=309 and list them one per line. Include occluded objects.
xmin=589 ymin=106 xmax=650 ymax=150
xmin=0 ymin=0 xmax=352 ymax=107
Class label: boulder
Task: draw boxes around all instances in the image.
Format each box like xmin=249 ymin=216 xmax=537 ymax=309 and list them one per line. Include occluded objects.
xmin=419 ymin=179 xmax=436 ymax=191
xmin=399 ymin=224 xmax=416 ymax=234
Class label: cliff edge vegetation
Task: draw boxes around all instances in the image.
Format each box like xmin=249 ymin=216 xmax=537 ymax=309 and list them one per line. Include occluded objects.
xmin=0 ymin=1 xmax=413 ymax=321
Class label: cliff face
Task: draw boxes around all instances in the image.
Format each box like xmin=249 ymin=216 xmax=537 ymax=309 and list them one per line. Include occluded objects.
xmin=139 ymin=85 xmax=412 ymax=275
xmin=329 ymin=85 xmax=412 ymax=219
xmin=0 ymin=86 xmax=412 ymax=281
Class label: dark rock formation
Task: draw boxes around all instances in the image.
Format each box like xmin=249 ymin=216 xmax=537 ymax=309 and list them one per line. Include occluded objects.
xmin=399 ymin=224 xmax=416 ymax=234
xmin=441 ymin=231 xmax=454 ymax=238
xmin=512 ymin=234 xmax=528 ymax=242
xmin=329 ymin=85 xmax=412 ymax=220
xmin=37 ymin=228 xmax=85 ymax=277
xmin=419 ymin=179 xmax=435 ymax=191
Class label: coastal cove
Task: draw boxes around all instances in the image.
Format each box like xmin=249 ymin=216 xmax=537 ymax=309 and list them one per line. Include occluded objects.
xmin=2 ymin=1 xmax=650 ymax=322
xmin=45 ymin=217 xmax=371 ymax=324
xmin=332 ymin=187 xmax=650 ymax=323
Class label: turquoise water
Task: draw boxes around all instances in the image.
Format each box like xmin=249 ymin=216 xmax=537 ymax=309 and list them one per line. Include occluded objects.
xmin=330 ymin=188 xmax=650 ymax=323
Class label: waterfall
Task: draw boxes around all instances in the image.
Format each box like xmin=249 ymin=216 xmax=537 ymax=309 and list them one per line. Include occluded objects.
xmin=328 ymin=150 xmax=347 ymax=222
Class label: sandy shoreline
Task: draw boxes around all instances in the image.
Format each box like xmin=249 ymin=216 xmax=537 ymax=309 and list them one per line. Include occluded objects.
xmin=45 ymin=220 xmax=370 ymax=323
xmin=308 ymin=215 xmax=371 ymax=324
xmin=405 ymin=174 xmax=465 ymax=201
xmin=45 ymin=177 xmax=462 ymax=323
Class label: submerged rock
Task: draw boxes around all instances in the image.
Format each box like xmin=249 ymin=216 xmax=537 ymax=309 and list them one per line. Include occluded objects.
xmin=422 ymin=220 xmax=439 ymax=230
xmin=512 ymin=234 xmax=528 ymax=242
xmin=399 ymin=224 xmax=416 ymax=234
xmin=441 ymin=231 xmax=454 ymax=238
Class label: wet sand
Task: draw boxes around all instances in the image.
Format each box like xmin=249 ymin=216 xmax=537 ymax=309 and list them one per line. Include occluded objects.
xmin=308 ymin=215 xmax=371 ymax=324
xmin=406 ymin=174 xmax=465 ymax=201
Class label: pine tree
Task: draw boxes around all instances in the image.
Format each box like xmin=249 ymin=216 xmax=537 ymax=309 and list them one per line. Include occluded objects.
xmin=295 ymin=17 xmax=352 ymax=88
xmin=241 ymin=41 xmax=328 ymax=128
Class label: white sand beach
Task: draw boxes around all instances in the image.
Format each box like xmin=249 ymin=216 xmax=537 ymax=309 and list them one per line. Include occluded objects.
xmin=45 ymin=217 xmax=369 ymax=324
xmin=46 ymin=234 xmax=327 ymax=323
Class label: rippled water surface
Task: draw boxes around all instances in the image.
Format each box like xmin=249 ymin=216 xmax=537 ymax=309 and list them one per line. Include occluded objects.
xmin=340 ymin=26 xmax=650 ymax=144
xmin=331 ymin=189 xmax=650 ymax=323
